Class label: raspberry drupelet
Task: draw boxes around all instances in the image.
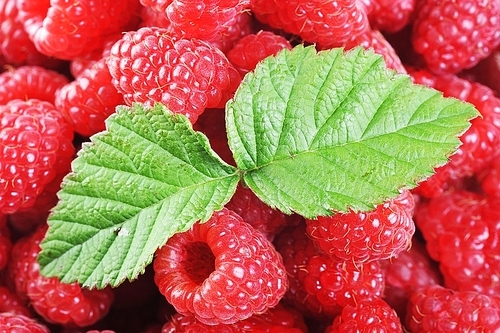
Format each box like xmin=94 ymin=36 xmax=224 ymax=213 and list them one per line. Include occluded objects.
xmin=0 ymin=312 xmax=50 ymax=333
xmin=153 ymin=208 xmax=288 ymax=325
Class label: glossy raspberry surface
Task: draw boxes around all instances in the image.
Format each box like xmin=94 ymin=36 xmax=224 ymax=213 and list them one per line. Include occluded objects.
xmin=153 ymin=208 xmax=287 ymax=325
xmin=0 ymin=312 xmax=50 ymax=333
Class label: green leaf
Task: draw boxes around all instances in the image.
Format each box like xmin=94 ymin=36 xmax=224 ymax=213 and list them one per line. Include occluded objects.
xmin=38 ymin=103 xmax=239 ymax=288
xmin=226 ymin=45 xmax=478 ymax=218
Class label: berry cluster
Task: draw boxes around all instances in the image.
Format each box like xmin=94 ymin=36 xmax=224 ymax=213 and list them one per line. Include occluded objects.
xmin=1 ymin=0 xmax=500 ymax=332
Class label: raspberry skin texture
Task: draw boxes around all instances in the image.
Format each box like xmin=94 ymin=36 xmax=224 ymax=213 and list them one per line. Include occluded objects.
xmin=250 ymin=0 xmax=370 ymax=49
xmin=8 ymin=224 xmax=114 ymax=328
xmin=106 ymin=27 xmax=241 ymax=123
xmin=274 ymin=223 xmax=386 ymax=320
xmin=153 ymin=208 xmax=288 ymax=325
xmin=0 ymin=65 xmax=70 ymax=105
xmin=406 ymin=285 xmax=500 ymax=332
xmin=359 ymin=0 xmax=416 ymax=33
xmin=0 ymin=312 xmax=50 ymax=333
xmin=0 ymin=286 xmax=32 ymax=317
xmin=55 ymin=57 xmax=125 ymax=137
xmin=0 ymin=99 xmax=74 ymax=214
xmin=412 ymin=0 xmax=500 ymax=75
xmin=227 ymin=30 xmax=292 ymax=76
xmin=414 ymin=190 xmax=500 ymax=296
xmin=17 ymin=0 xmax=141 ymax=60
xmin=326 ymin=298 xmax=403 ymax=333
xmin=306 ymin=190 xmax=415 ymax=263
xmin=161 ymin=303 xmax=307 ymax=332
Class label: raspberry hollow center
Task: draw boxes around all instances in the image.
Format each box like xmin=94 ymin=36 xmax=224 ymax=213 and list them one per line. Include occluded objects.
xmin=183 ymin=241 xmax=216 ymax=284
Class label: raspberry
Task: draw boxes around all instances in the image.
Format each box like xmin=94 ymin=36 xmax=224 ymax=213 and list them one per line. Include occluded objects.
xmin=0 ymin=0 xmax=61 ymax=68
xmin=227 ymin=30 xmax=292 ymax=76
xmin=161 ymin=303 xmax=307 ymax=332
xmin=478 ymin=154 xmax=500 ymax=197
xmin=0 ymin=66 xmax=70 ymax=105
xmin=225 ymin=184 xmax=288 ymax=241
xmin=359 ymin=0 xmax=416 ymax=33
xmin=250 ymin=0 xmax=369 ymax=49
xmin=153 ymin=208 xmax=287 ymax=325
xmin=382 ymin=239 xmax=442 ymax=319
xmin=406 ymin=285 xmax=500 ymax=332
xmin=274 ymin=223 xmax=386 ymax=320
xmin=0 ymin=99 xmax=74 ymax=214
xmin=8 ymin=225 xmax=114 ymax=327
xmin=325 ymin=298 xmax=403 ymax=333
xmin=305 ymin=190 xmax=415 ymax=262
xmin=415 ymin=190 xmax=500 ymax=296
xmin=55 ymin=57 xmax=125 ymax=137
xmin=0 ymin=312 xmax=50 ymax=333
xmin=0 ymin=285 xmax=32 ymax=317
xmin=343 ymin=29 xmax=407 ymax=73
xmin=17 ymin=0 xmax=141 ymax=60
xmin=412 ymin=0 xmax=500 ymax=75
xmin=106 ymin=27 xmax=241 ymax=123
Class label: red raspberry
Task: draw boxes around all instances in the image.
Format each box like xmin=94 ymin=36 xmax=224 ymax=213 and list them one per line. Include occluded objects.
xmin=382 ymin=239 xmax=442 ymax=319
xmin=359 ymin=0 xmax=416 ymax=33
xmin=415 ymin=190 xmax=500 ymax=296
xmin=306 ymin=190 xmax=415 ymax=262
xmin=161 ymin=303 xmax=307 ymax=332
xmin=8 ymin=225 xmax=114 ymax=328
xmin=17 ymin=0 xmax=141 ymax=60
xmin=55 ymin=57 xmax=125 ymax=137
xmin=106 ymin=27 xmax=241 ymax=123
xmin=227 ymin=30 xmax=292 ymax=76
xmin=0 ymin=99 xmax=74 ymax=214
xmin=0 ymin=312 xmax=50 ymax=333
xmin=153 ymin=208 xmax=287 ymax=325
xmin=412 ymin=0 xmax=500 ymax=75
xmin=325 ymin=298 xmax=403 ymax=333
xmin=478 ymin=154 xmax=500 ymax=197
xmin=0 ymin=285 xmax=32 ymax=317
xmin=250 ymin=0 xmax=369 ymax=49
xmin=0 ymin=0 xmax=61 ymax=68
xmin=0 ymin=65 xmax=69 ymax=105
xmin=343 ymin=29 xmax=407 ymax=73
xmin=406 ymin=285 xmax=500 ymax=332
xmin=274 ymin=224 xmax=386 ymax=320
xmin=225 ymin=184 xmax=288 ymax=241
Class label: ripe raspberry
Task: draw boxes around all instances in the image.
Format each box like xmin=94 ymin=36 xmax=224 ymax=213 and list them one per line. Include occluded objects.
xmin=0 ymin=99 xmax=74 ymax=214
xmin=227 ymin=30 xmax=292 ymax=76
xmin=382 ymin=239 xmax=442 ymax=319
xmin=0 ymin=286 xmax=32 ymax=317
xmin=343 ymin=29 xmax=407 ymax=73
xmin=359 ymin=0 xmax=416 ymax=33
xmin=274 ymin=223 xmax=386 ymax=320
xmin=406 ymin=285 xmax=500 ymax=332
xmin=0 ymin=0 xmax=61 ymax=68
xmin=106 ymin=27 xmax=241 ymax=123
xmin=17 ymin=0 xmax=141 ymax=60
xmin=8 ymin=225 xmax=114 ymax=327
xmin=225 ymin=184 xmax=288 ymax=241
xmin=56 ymin=57 xmax=125 ymax=137
xmin=325 ymin=298 xmax=403 ymax=333
xmin=412 ymin=0 xmax=500 ymax=75
xmin=161 ymin=303 xmax=307 ymax=332
xmin=306 ymin=190 xmax=415 ymax=262
xmin=414 ymin=190 xmax=500 ymax=296
xmin=153 ymin=208 xmax=287 ymax=325
xmin=250 ymin=0 xmax=369 ymax=49
xmin=0 ymin=312 xmax=50 ymax=333
xmin=0 ymin=65 xmax=69 ymax=105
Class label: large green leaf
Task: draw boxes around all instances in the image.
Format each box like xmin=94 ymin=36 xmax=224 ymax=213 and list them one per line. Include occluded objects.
xmin=38 ymin=103 xmax=239 ymax=288
xmin=226 ymin=45 xmax=478 ymax=218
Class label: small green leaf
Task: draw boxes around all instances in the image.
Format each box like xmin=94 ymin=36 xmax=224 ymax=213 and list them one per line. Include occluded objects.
xmin=38 ymin=103 xmax=239 ymax=288
xmin=226 ymin=45 xmax=478 ymax=218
